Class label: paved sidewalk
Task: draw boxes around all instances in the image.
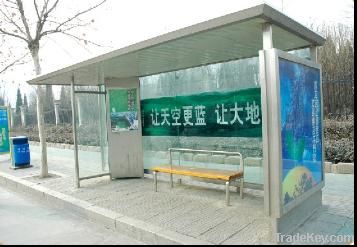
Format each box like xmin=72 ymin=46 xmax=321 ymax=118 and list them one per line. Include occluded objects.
xmin=286 ymin=173 xmax=354 ymax=245
xmin=0 ymin=146 xmax=354 ymax=245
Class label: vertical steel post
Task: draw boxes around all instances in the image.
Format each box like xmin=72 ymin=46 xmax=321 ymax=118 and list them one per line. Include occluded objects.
xmin=169 ymin=149 xmax=173 ymax=188
xmin=225 ymin=181 xmax=230 ymax=206
xmin=153 ymin=171 xmax=157 ymax=192
xmin=240 ymin=155 xmax=244 ymax=199
xmin=240 ymin=178 xmax=244 ymax=199
xmin=71 ymin=75 xmax=80 ymax=188
xmin=310 ymin=46 xmax=318 ymax=62
xmin=98 ymin=68 xmax=107 ymax=172
xmin=262 ymin=23 xmax=273 ymax=50
xmin=178 ymin=151 xmax=182 ymax=185
xmin=261 ymin=22 xmax=273 ymax=216
xmin=54 ymin=100 xmax=61 ymax=126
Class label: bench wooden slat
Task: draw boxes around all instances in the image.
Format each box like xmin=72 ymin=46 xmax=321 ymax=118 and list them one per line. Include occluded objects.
xmin=151 ymin=165 xmax=243 ymax=181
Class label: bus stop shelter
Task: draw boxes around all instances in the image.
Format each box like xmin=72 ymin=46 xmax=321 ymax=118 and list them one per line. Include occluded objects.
xmin=27 ymin=4 xmax=325 ymax=236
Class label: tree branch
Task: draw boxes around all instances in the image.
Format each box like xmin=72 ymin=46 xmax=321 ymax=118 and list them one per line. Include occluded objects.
xmin=0 ymin=0 xmax=18 ymax=11
xmin=33 ymin=0 xmax=42 ymax=21
xmin=0 ymin=52 xmax=29 ymax=74
xmin=58 ymin=31 xmax=105 ymax=47
xmin=44 ymin=0 xmax=60 ymax=17
xmin=15 ymin=0 xmax=32 ymax=41
xmin=40 ymin=20 xmax=91 ymax=37
xmin=34 ymin=0 xmax=50 ymax=40
xmin=0 ymin=7 xmax=27 ymax=37
xmin=0 ymin=26 xmax=28 ymax=42
xmin=41 ymin=0 xmax=105 ymax=39
xmin=33 ymin=0 xmax=60 ymax=41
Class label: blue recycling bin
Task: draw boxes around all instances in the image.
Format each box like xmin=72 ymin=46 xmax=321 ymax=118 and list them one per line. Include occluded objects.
xmin=11 ymin=136 xmax=30 ymax=167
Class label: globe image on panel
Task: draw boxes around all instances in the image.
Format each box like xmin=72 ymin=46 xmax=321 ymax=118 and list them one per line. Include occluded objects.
xmin=283 ymin=166 xmax=315 ymax=205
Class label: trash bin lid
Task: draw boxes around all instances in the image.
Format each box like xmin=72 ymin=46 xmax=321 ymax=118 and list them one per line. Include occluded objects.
xmin=10 ymin=136 xmax=28 ymax=145
xmin=10 ymin=136 xmax=28 ymax=140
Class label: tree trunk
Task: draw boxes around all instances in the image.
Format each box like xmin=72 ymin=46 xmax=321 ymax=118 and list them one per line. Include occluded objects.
xmin=31 ymin=46 xmax=48 ymax=178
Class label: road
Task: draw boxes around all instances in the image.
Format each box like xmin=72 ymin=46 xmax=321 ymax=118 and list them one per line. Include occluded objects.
xmin=0 ymin=187 xmax=144 ymax=245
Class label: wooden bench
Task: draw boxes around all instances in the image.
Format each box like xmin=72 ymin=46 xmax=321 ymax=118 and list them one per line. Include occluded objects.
xmin=151 ymin=148 xmax=244 ymax=206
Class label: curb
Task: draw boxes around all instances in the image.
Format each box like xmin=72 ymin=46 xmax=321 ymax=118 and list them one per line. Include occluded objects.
xmin=324 ymin=162 xmax=354 ymax=174
xmin=0 ymin=172 xmax=212 ymax=245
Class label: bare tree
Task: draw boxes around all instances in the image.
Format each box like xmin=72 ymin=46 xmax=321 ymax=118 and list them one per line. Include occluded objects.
xmin=315 ymin=24 xmax=354 ymax=118
xmin=0 ymin=0 xmax=106 ymax=178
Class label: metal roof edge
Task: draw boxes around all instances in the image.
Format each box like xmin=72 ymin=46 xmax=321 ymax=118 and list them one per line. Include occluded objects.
xmin=261 ymin=4 xmax=325 ymax=46
xmin=27 ymin=4 xmax=325 ymax=85
xmin=27 ymin=4 xmax=266 ymax=84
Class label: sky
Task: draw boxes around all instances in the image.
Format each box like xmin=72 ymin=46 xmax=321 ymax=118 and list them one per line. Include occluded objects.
xmin=0 ymin=0 xmax=354 ymax=106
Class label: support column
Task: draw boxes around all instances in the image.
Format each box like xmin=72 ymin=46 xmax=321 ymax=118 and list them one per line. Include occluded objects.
xmin=20 ymin=105 xmax=27 ymax=127
xmin=260 ymin=49 xmax=282 ymax=220
xmin=10 ymin=108 xmax=15 ymax=128
xmin=262 ymin=23 xmax=273 ymax=49
xmin=98 ymin=68 xmax=107 ymax=172
xmin=261 ymin=22 xmax=273 ymax=217
xmin=76 ymin=99 xmax=83 ymax=127
xmin=71 ymin=75 xmax=80 ymax=188
xmin=310 ymin=46 xmax=318 ymax=62
xmin=54 ymin=100 xmax=61 ymax=126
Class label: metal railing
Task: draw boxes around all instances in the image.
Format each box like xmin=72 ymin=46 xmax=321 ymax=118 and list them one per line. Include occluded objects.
xmin=168 ymin=148 xmax=244 ymax=174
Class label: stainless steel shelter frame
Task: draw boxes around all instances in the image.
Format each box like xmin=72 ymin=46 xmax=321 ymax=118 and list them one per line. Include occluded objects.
xmin=259 ymin=49 xmax=325 ymax=218
xmin=259 ymin=48 xmax=325 ymax=233
xmin=71 ymin=77 xmax=110 ymax=188
xmin=26 ymin=3 xmax=326 ymax=237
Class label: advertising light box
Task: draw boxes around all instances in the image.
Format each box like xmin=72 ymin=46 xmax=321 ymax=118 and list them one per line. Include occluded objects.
xmin=278 ymin=58 xmax=323 ymax=207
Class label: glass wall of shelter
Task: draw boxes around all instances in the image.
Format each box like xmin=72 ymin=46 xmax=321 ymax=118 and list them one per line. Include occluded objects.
xmin=74 ymin=85 xmax=109 ymax=180
xmin=140 ymin=56 xmax=263 ymax=185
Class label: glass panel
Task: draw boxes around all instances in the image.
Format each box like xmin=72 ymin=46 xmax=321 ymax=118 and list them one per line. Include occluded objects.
xmin=75 ymin=87 xmax=109 ymax=178
xmin=288 ymin=48 xmax=311 ymax=60
xmin=140 ymin=57 xmax=264 ymax=185
xmin=74 ymin=85 xmax=101 ymax=92
xmin=141 ymin=72 xmax=180 ymax=172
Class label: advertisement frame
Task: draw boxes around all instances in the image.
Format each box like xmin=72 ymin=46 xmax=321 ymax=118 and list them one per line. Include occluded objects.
xmin=108 ymin=88 xmax=139 ymax=133
xmin=274 ymin=50 xmax=325 ymax=216
xmin=260 ymin=48 xmax=325 ymax=218
xmin=0 ymin=106 xmax=10 ymax=155
xmin=140 ymin=88 xmax=262 ymax=138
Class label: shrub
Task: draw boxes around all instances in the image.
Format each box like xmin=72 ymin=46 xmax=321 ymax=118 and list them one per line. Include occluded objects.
xmin=325 ymin=138 xmax=354 ymax=163
xmin=324 ymin=115 xmax=354 ymax=163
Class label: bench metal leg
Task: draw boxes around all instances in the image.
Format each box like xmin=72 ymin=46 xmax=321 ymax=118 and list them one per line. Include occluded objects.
xmin=240 ymin=178 xmax=244 ymax=199
xmin=153 ymin=171 xmax=158 ymax=192
xmin=226 ymin=181 xmax=230 ymax=206
xmin=170 ymin=174 xmax=173 ymax=188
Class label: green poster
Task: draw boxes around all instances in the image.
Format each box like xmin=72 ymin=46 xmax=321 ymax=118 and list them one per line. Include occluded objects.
xmin=0 ymin=107 xmax=10 ymax=153
xmin=141 ymin=88 xmax=262 ymax=137
xmin=108 ymin=88 xmax=138 ymax=132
